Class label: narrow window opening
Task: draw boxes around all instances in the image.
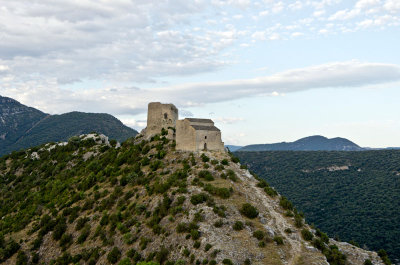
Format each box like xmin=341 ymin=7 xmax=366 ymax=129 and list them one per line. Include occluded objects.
xmin=164 ymin=113 xmax=168 ymax=119
xmin=205 ymin=136 xmax=207 ymax=139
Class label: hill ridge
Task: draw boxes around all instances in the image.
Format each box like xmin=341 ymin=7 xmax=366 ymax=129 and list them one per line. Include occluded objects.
xmin=238 ymin=135 xmax=363 ymax=152
xmin=0 ymin=133 xmax=386 ymax=264
xmin=0 ymin=95 xmax=138 ymax=156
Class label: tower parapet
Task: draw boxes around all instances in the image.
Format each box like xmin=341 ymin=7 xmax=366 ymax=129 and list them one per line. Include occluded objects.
xmin=144 ymin=102 xmax=178 ymax=139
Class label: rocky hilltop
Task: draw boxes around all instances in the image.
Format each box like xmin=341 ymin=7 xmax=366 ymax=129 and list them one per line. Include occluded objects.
xmin=0 ymin=132 xmax=386 ymax=264
xmin=0 ymin=95 xmax=138 ymax=157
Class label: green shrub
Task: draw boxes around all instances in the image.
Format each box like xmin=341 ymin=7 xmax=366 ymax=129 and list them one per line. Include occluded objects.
xmin=16 ymin=251 xmax=28 ymax=265
xmin=203 ymin=184 xmax=231 ymax=199
xmin=75 ymin=217 xmax=89 ymax=231
xmin=198 ymin=170 xmax=214 ymax=181
xmin=273 ymin=236 xmax=284 ymax=245
xmin=118 ymin=258 xmax=133 ymax=265
xmin=378 ymin=249 xmax=391 ymax=265
xmin=240 ymin=203 xmax=259 ymax=219
xmin=60 ymin=233 xmax=73 ymax=249
xmin=226 ymin=169 xmax=238 ymax=182
xmin=325 ymin=245 xmax=347 ymax=265
xmin=183 ymin=248 xmax=190 ymax=257
xmin=222 ymin=259 xmax=233 ymax=265
xmin=190 ymin=193 xmax=208 ymax=205
xmin=294 ymin=214 xmax=303 ymax=228
xmin=52 ymin=219 xmax=67 ymax=241
xmin=264 ymin=187 xmax=278 ymax=197
xmin=214 ymin=219 xmax=224 ymax=227
xmin=155 ymin=246 xmax=169 ymax=264
xmin=205 ymin=243 xmax=212 ymax=252
xmin=279 ymin=196 xmax=293 ymax=210
xmin=233 ymin=221 xmax=244 ymax=231
xmin=140 ymin=237 xmax=151 ymax=250
xmin=191 ymin=229 xmax=200 ymax=240
xmin=193 ymin=241 xmax=201 ymax=248
xmin=253 ymin=230 xmax=265 ymax=240
xmin=316 ymin=229 xmax=329 ymax=243
xmin=364 ymin=260 xmax=373 ymax=265
xmin=301 ymin=229 xmax=313 ymax=241
xmin=107 ymin=247 xmax=121 ymax=264
xmin=284 ymin=228 xmax=292 ymax=234
xmin=77 ymin=224 xmax=91 ymax=244
xmin=201 ymin=154 xmax=210 ymax=163
xmin=221 ymin=159 xmax=229 ymax=165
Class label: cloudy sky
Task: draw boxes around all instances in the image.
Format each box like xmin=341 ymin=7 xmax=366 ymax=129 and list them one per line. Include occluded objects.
xmin=1 ymin=0 xmax=400 ymax=147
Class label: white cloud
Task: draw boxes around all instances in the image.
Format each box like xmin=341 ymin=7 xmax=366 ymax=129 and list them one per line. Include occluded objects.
xmin=355 ymin=0 xmax=381 ymax=9
xmin=291 ymin=32 xmax=304 ymax=37
xmin=384 ymin=0 xmax=400 ymax=12
xmin=329 ymin=8 xmax=361 ymax=20
xmin=214 ymin=117 xmax=245 ymax=124
xmin=3 ymin=61 xmax=400 ymax=117
xmin=288 ymin=1 xmax=303 ymax=11
xmin=269 ymin=33 xmax=281 ymax=40
xmin=313 ymin=9 xmax=326 ymax=17
xmin=0 ymin=65 xmax=10 ymax=72
xmin=272 ymin=2 xmax=284 ymax=13
xmin=357 ymin=14 xmax=400 ymax=28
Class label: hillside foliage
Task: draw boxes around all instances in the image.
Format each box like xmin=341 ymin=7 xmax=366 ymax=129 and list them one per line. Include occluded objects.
xmin=236 ymin=150 xmax=400 ymax=263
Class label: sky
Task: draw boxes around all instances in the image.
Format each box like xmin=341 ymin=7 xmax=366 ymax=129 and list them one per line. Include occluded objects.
xmin=1 ymin=0 xmax=400 ymax=147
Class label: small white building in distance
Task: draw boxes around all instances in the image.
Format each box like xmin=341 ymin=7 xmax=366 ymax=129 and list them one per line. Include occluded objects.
xmin=143 ymin=102 xmax=225 ymax=152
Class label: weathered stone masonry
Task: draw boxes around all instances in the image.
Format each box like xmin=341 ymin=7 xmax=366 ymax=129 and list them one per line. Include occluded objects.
xmin=142 ymin=102 xmax=225 ymax=152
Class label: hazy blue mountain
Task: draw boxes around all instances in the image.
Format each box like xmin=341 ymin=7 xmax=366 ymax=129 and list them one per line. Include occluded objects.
xmin=0 ymin=95 xmax=138 ymax=156
xmin=225 ymin=145 xmax=243 ymax=152
xmin=238 ymin=135 xmax=364 ymax=151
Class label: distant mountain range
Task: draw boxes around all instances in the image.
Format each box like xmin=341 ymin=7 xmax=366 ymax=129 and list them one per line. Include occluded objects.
xmin=237 ymin=135 xmax=364 ymax=151
xmin=0 ymin=95 xmax=138 ymax=156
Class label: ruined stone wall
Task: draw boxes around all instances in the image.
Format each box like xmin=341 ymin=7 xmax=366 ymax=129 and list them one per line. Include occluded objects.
xmin=195 ymin=130 xmax=225 ymax=152
xmin=145 ymin=102 xmax=178 ymax=138
xmin=176 ymin=119 xmax=196 ymax=151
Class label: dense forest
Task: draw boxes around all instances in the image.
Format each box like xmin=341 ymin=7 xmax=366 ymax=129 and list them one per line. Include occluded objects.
xmin=236 ymin=150 xmax=400 ymax=263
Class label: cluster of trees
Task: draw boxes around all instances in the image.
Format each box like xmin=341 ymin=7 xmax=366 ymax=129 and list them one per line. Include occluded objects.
xmin=237 ymin=150 xmax=400 ymax=262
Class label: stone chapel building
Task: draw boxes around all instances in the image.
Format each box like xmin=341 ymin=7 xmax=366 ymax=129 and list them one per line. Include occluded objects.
xmin=142 ymin=102 xmax=225 ymax=152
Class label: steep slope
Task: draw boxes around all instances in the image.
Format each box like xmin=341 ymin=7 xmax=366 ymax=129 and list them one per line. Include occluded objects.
xmin=239 ymin=136 xmax=364 ymax=151
xmin=236 ymin=150 xmax=399 ymax=263
xmin=0 ymin=133 xmax=385 ymax=265
xmin=0 ymin=96 xmax=47 ymax=153
xmin=0 ymin=96 xmax=138 ymax=156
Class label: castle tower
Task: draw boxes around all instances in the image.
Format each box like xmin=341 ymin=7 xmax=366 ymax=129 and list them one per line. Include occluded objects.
xmin=144 ymin=102 xmax=178 ymax=138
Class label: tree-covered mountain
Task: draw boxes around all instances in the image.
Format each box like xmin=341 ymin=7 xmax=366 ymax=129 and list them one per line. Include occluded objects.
xmin=0 ymin=95 xmax=138 ymax=156
xmin=238 ymin=135 xmax=364 ymax=151
xmin=0 ymin=133 xmax=385 ymax=264
xmin=236 ymin=150 xmax=400 ymax=263
xmin=0 ymin=96 xmax=48 ymax=154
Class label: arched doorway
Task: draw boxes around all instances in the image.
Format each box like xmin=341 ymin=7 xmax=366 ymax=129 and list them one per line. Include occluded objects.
xmin=204 ymin=143 xmax=207 ymax=150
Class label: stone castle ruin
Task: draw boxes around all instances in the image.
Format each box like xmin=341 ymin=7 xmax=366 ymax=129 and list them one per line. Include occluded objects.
xmin=142 ymin=102 xmax=225 ymax=152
